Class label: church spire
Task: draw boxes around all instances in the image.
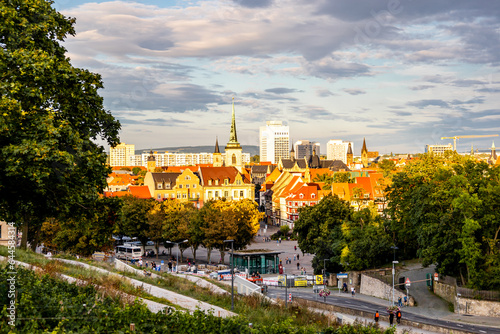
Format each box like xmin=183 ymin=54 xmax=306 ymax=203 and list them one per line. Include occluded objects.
xmin=214 ymin=136 xmax=220 ymax=154
xmin=228 ymin=97 xmax=238 ymax=144
xmin=361 ymin=138 xmax=367 ymax=154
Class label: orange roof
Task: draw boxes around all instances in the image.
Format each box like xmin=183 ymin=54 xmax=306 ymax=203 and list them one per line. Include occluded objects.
xmin=198 ymin=166 xmax=250 ymax=185
xmin=309 ymin=168 xmax=333 ymax=180
xmin=332 ymin=183 xmax=350 ymax=200
xmin=129 ymin=186 xmax=152 ymax=199
xmin=286 ymin=184 xmax=319 ymax=201
xmin=103 ymin=191 xmax=130 ymax=198
xmin=112 ymin=166 xmax=146 ymax=171
xmin=164 ymin=166 xmax=199 ymax=173
xmin=259 ymin=161 xmax=274 ymax=165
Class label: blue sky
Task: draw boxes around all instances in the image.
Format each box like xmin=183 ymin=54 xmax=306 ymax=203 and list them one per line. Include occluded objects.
xmin=56 ymin=0 xmax=500 ymax=154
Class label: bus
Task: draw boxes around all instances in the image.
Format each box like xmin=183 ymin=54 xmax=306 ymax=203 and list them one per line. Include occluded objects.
xmin=115 ymin=245 xmax=142 ymax=261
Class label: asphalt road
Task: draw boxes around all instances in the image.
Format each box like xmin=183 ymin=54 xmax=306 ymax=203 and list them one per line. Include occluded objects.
xmin=267 ymin=287 xmax=500 ymax=334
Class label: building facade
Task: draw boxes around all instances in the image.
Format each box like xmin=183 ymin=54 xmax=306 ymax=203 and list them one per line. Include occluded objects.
xmin=294 ymin=140 xmax=320 ymax=159
xmin=326 ymin=140 xmax=354 ymax=164
xmin=425 ymin=144 xmax=453 ymax=155
xmin=109 ymin=143 xmax=135 ymax=167
xmin=259 ymin=121 xmax=290 ymax=164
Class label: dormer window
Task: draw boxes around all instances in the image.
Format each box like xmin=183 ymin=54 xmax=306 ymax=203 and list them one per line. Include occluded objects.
xmin=208 ymin=180 xmax=212 ymax=186
xmin=157 ymin=183 xmax=162 ymax=189
xmin=311 ymin=193 xmax=316 ymax=199
xmin=215 ymin=179 xmax=219 ymax=185
xmin=299 ymin=193 xmax=304 ymax=199
xmin=224 ymin=179 xmax=228 ymax=185
xmin=166 ymin=184 xmax=170 ymax=189
xmin=236 ymin=180 xmax=241 ymax=185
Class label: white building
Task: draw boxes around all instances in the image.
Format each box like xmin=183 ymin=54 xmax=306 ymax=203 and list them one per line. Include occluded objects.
xmin=109 ymin=143 xmax=135 ymax=167
xmin=294 ymin=140 xmax=320 ymax=159
xmin=259 ymin=121 xmax=290 ymax=164
xmin=121 ymin=151 xmax=250 ymax=167
xmin=326 ymin=140 xmax=354 ymax=164
xmin=425 ymin=144 xmax=453 ymax=155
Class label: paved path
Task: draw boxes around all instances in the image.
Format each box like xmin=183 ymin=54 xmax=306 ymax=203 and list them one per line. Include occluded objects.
xmin=55 ymin=258 xmax=236 ymax=318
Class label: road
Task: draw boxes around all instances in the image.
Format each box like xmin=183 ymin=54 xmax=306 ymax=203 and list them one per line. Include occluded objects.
xmin=266 ymin=287 xmax=500 ymax=334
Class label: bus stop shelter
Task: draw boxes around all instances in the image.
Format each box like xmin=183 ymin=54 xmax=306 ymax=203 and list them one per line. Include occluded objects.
xmin=231 ymin=250 xmax=282 ymax=275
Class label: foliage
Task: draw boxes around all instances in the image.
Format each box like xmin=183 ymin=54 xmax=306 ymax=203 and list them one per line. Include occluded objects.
xmin=117 ymin=196 xmax=156 ymax=254
xmin=0 ymin=0 xmax=120 ymax=249
xmin=280 ymin=225 xmax=291 ymax=235
xmin=333 ymin=172 xmax=353 ymax=184
xmin=132 ymin=167 xmax=142 ymax=175
xmin=377 ymin=159 xmax=396 ymax=178
xmin=386 ymin=154 xmax=500 ymax=290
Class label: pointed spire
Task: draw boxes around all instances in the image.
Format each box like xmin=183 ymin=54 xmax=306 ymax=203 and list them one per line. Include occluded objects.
xmin=347 ymin=142 xmax=353 ymax=155
xmin=290 ymin=141 xmax=295 ymax=162
xmin=228 ymin=97 xmax=238 ymax=144
xmin=214 ymin=136 xmax=220 ymax=154
xmin=492 ymin=141 xmax=496 ymax=150
xmin=361 ymin=138 xmax=367 ymax=154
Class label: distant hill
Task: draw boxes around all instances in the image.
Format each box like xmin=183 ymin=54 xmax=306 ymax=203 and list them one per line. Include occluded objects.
xmin=137 ymin=145 xmax=260 ymax=156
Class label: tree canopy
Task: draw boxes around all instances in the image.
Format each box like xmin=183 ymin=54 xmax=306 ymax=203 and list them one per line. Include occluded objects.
xmin=0 ymin=0 xmax=120 ymax=248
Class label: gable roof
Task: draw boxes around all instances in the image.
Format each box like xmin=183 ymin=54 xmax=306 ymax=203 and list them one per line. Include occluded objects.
xmin=198 ymin=166 xmax=250 ymax=185
xmin=151 ymin=172 xmax=182 ymax=188
xmin=129 ymin=186 xmax=152 ymax=199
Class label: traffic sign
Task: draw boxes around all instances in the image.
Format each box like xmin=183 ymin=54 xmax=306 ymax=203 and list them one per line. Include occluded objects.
xmin=405 ymin=278 xmax=411 ymax=287
xmin=288 ymin=293 xmax=292 ymax=302
xmin=337 ymin=273 xmax=348 ymax=278
xmin=434 ymin=272 xmax=439 ymax=281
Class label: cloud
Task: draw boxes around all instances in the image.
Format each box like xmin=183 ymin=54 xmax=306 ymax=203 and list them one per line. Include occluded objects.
xmin=315 ymin=89 xmax=336 ymax=97
xmin=232 ymin=0 xmax=273 ymax=8
xmin=407 ymin=99 xmax=450 ymax=109
xmin=265 ymin=87 xmax=302 ymax=94
xmin=343 ymin=88 xmax=366 ymax=95
xmin=409 ymin=85 xmax=434 ymax=91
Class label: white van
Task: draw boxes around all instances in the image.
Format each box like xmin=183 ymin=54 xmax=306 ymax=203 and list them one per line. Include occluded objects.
xmin=115 ymin=245 xmax=142 ymax=261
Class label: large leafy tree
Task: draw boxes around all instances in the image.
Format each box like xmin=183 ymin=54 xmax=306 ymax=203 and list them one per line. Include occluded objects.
xmin=0 ymin=0 xmax=120 ymax=249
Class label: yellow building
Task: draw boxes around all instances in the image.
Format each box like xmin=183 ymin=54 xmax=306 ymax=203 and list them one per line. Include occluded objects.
xmin=198 ymin=166 xmax=254 ymax=201
xmin=144 ymin=168 xmax=203 ymax=207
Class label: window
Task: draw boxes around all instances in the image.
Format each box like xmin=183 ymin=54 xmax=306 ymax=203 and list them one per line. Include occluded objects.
xmin=234 ymin=191 xmax=238 ymax=198
xmin=193 ymin=184 xmax=196 ymax=188
xmin=224 ymin=179 xmax=228 ymax=185
xmin=236 ymin=180 xmax=241 ymax=185
xmin=208 ymin=191 xmax=212 ymax=198
xmin=166 ymin=184 xmax=170 ymax=189
xmin=164 ymin=194 xmax=168 ymax=198
xmin=157 ymin=183 xmax=162 ymax=189
xmin=240 ymin=190 xmax=244 ymax=197
xmin=177 ymin=193 xmax=181 ymax=199
xmin=215 ymin=179 xmax=219 ymax=185
xmin=186 ymin=184 xmax=189 ymax=188
xmin=224 ymin=191 xmax=229 ymax=198
xmin=215 ymin=191 xmax=219 ymax=198
xmin=208 ymin=180 xmax=212 ymax=185
xmin=364 ymin=193 xmax=369 ymax=198
xmin=157 ymin=194 xmax=161 ymax=199
xmin=232 ymin=154 xmax=236 ymax=164
xmin=178 ymin=184 xmax=183 ymax=189
xmin=299 ymin=193 xmax=304 ymax=199
xmin=311 ymin=193 xmax=316 ymax=199
xmin=185 ymin=175 xmax=191 ymax=180
xmin=183 ymin=194 xmax=187 ymax=199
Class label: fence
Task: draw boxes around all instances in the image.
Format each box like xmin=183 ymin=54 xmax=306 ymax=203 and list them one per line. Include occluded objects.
xmin=457 ymin=287 xmax=500 ymax=301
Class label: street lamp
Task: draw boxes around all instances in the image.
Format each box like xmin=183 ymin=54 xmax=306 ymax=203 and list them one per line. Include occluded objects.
xmin=323 ymin=258 xmax=329 ymax=286
xmin=392 ymin=260 xmax=399 ymax=305
xmin=166 ymin=239 xmax=188 ymax=273
xmin=390 ymin=245 xmax=399 ymax=306
xmin=224 ymin=239 xmax=235 ymax=311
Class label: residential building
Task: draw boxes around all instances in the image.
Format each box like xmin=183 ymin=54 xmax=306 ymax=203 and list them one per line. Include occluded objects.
xmin=259 ymin=121 xmax=290 ymax=164
xmin=109 ymin=143 xmax=135 ymax=167
xmin=143 ymin=168 xmax=203 ymax=206
xmin=198 ymin=166 xmax=254 ymax=202
xmin=425 ymin=143 xmax=453 ymax=155
xmin=294 ymin=140 xmax=320 ymax=159
xmin=326 ymin=140 xmax=354 ymax=164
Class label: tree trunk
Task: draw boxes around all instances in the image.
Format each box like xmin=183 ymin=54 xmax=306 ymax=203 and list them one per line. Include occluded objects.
xmin=21 ymin=220 xmax=29 ymax=250
xmin=191 ymin=245 xmax=197 ymax=263
xmin=207 ymin=247 xmax=212 ymax=263
xmin=180 ymin=248 xmax=185 ymax=262
xmin=31 ymin=224 xmax=41 ymax=252
xmin=220 ymin=250 xmax=226 ymax=264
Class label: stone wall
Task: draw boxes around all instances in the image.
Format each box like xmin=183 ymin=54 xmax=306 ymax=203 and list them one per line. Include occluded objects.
xmin=360 ymin=273 xmax=411 ymax=305
xmin=433 ymin=280 xmax=456 ymax=304
xmin=434 ymin=279 xmax=500 ymax=317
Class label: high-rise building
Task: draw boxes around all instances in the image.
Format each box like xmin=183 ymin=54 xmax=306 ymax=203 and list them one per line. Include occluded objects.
xmin=425 ymin=144 xmax=453 ymax=155
xmin=294 ymin=140 xmax=320 ymax=159
xmin=326 ymin=140 xmax=353 ymax=164
xmin=109 ymin=143 xmax=135 ymax=167
xmin=259 ymin=121 xmax=290 ymax=164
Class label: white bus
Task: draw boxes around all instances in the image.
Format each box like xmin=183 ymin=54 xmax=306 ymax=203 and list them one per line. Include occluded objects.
xmin=115 ymin=245 xmax=142 ymax=261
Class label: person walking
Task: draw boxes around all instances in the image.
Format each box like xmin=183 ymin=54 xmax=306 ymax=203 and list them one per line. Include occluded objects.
xmin=396 ymin=310 xmax=402 ymax=324
xmin=351 ymin=287 xmax=355 ymax=297
xmin=297 ymin=262 xmax=300 ymax=270
xmin=374 ymin=310 xmax=379 ymax=323
xmin=389 ymin=312 xmax=394 ymax=326
xmin=398 ymin=296 xmax=402 ymax=307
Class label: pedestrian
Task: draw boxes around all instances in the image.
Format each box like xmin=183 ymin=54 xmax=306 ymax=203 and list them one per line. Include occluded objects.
xmin=294 ymin=245 xmax=297 ymax=251
xmin=138 ymin=259 xmax=143 ymax=267
xmin=351 ymin=287 xmax=355 ymax=297
xmin=403 ymin=296 xmax=407 ymax=306
xmin=297 ymin=262 xmax=300 ymax=270
xmin=398 ymin=296 xmax=402 ymax=307
xmin=374 ymin=310 xmax=379 ymax=323
xmin=297 ymin=254 xmax=299 ymax=260
xmin=389 ymin=312 xmax=394 ymax=326
xmin=145 ymin=261 xmax=148 ymax=268
xmin=168 ymin=261 xmax=172 ymax=272
xmin=293 ymin=254 xmax=296 ymax=261
xmin=396 ymin=310 xmax=401 ymax=324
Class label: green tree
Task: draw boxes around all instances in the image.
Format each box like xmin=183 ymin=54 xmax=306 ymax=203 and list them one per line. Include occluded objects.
xmin=0 ymin=0 xmax=120 ymax=249
xmin=313 ymin=173 xmax=334 ymax=190
xmin=132 ymin=167 xmax=142 ymax=175
xmin=118 ymin=196 xmax=155 ymax=255
xmin=332 ymin=172 xmax=353 ymax=184
xmin=377 ymin=159 xmax=396 ymax=177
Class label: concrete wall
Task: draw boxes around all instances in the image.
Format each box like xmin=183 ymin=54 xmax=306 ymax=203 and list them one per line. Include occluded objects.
xmin=234 ymin=275 xmax=261 ymax=295
xmin=360 ymin=274 xmax=413 ymax=305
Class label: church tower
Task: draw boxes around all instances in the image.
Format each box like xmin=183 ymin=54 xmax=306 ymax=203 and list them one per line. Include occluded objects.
xmin=488 ymin=141 xmax=498 ymax=165
xmin=147 ymin=150 xmax=156 ymax=172
xmin=361 ymin=138 xmax=368 ymax=168
xmin=213 ymin=137 xmax=224 ymax=167
xmin=224 ymin=98 xmax=243 ymax=172
xmin=290 ymin=142 xmax=295 ymax=162
xmin=347 ymin=142 xmax=353 ymax=166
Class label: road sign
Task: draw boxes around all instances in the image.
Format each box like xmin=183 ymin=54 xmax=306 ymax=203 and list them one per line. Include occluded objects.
xmin=337 ymin=273 xmax=348 ymax=278
xmin=405 ymin=278 xmax=411 ymax=287
xmin=288 ymin=293 xmax=292 ymax=302
xmin=315 ymin=275 xmax=323 ymax=285
xmin=434 ymin=273 xmax=439 ymax=281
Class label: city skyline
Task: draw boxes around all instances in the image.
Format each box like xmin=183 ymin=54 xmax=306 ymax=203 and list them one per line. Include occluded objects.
xmin=57 ymin=0 xmax=500 ymax=153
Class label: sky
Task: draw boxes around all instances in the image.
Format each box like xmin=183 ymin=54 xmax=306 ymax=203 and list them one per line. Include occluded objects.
xmin=54 ymin=0 xmax=500 ymax=154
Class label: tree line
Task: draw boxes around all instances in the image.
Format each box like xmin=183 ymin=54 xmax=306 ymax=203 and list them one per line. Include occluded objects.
xmin=296 ymin=153 xmax=500 ymax=291
xmin=40 ymin=197 xmax=263 ymax=262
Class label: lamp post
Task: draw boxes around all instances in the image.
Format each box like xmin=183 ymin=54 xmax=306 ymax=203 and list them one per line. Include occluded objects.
xmin=166 ymin=239 xmax=188 ymax=273
xmin=390 ymin=245 xmax=399 ymax=306
xmin=224 ymin=239 xmax=235 ymax=311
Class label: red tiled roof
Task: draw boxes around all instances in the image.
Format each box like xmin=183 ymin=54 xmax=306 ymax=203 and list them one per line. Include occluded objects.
xmin=198 ymin=166 xmax=250 ymax=185
xmin=129 ymin=186 xmax=152 ymax=199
